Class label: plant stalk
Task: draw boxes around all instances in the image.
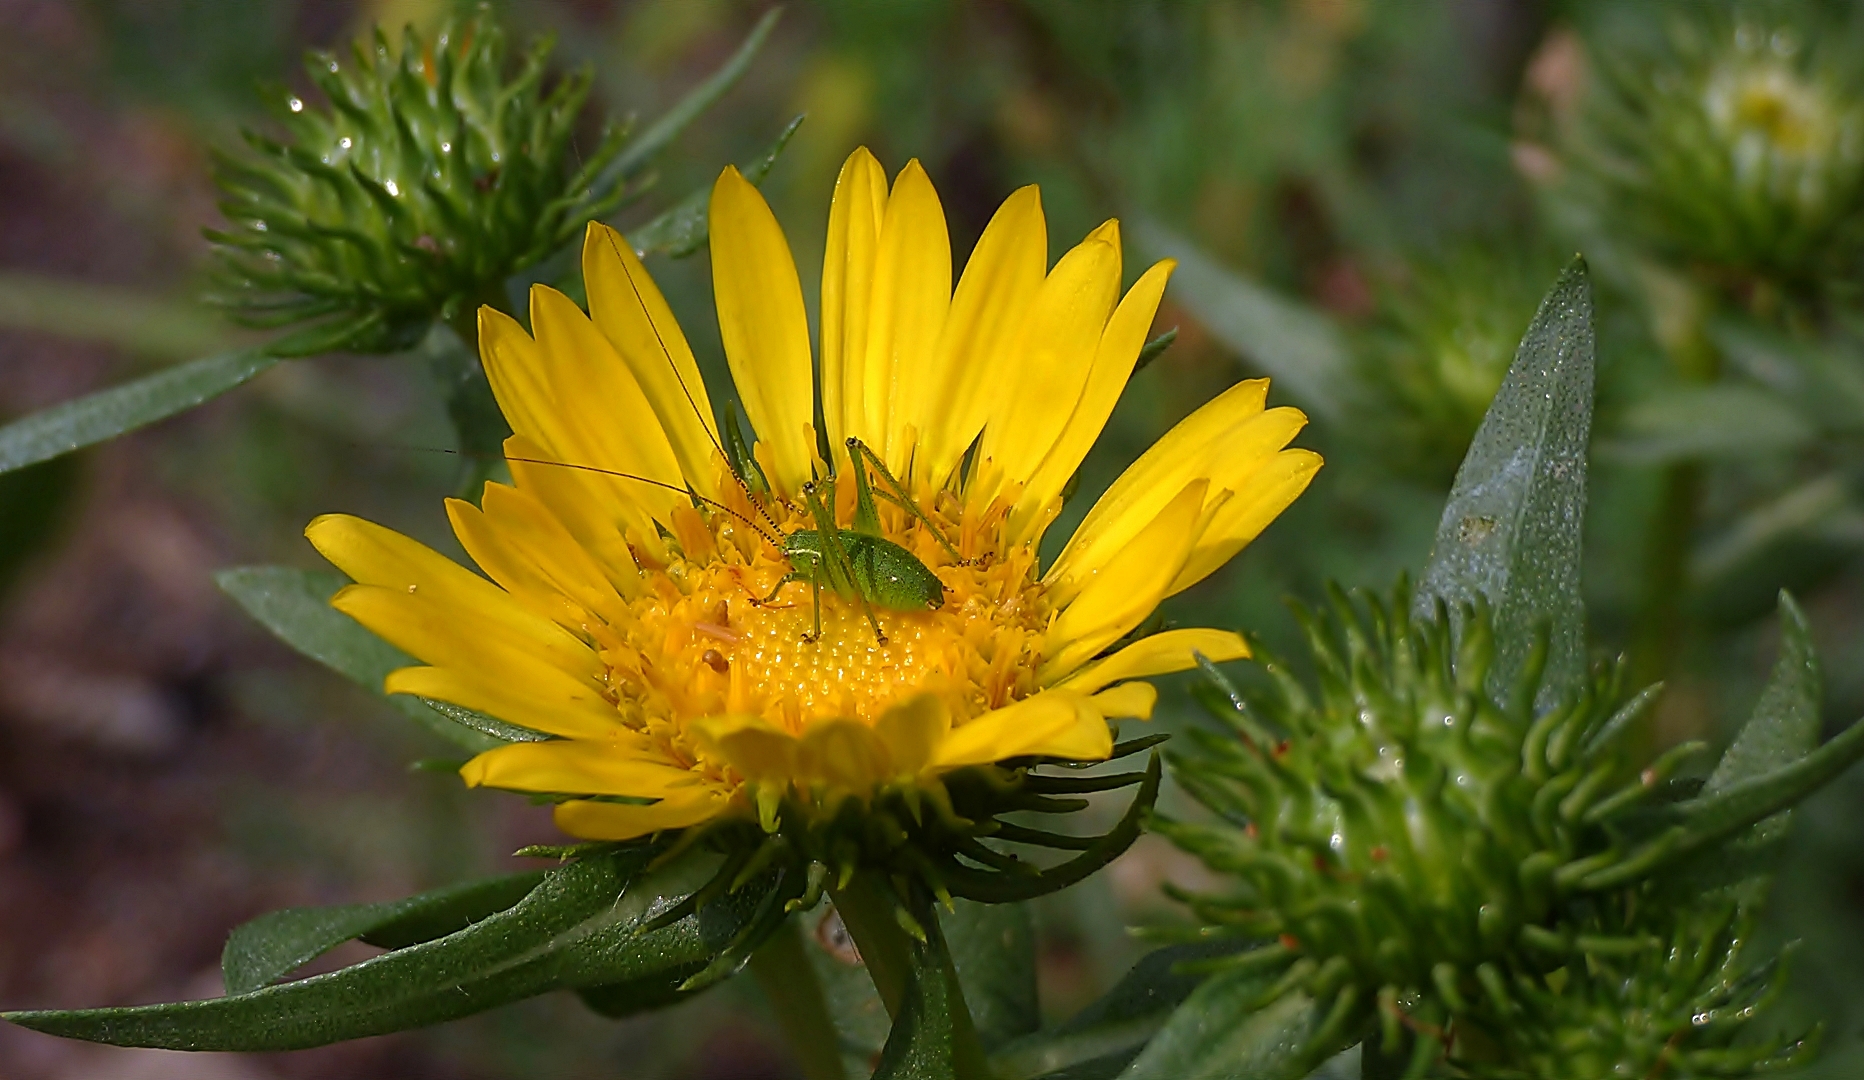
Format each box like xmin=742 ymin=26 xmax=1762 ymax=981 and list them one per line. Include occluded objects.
xmin=828 ymin=870 xmax=996 ymax=1080
xmin=749 ymin=918 xmax=847 ymax=1080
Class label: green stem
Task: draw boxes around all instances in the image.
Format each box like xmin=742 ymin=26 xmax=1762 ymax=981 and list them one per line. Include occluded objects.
xmin=828 ymin=871 xmax=996 ymax=1080
xmin=827 ymin=870 xmax=914 ymax=1018
xmin=749 ymin=919 xmax=847 ymax=1080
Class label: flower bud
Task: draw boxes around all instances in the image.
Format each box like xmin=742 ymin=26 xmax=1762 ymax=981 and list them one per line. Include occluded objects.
xmin=206 ymin=11 xmax=626 ymax=353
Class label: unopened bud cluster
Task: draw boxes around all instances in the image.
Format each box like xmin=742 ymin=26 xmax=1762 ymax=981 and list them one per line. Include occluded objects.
xmin=207 ymin=13 xmax=626 ymax=352
xmin=1158 ymin=584 xmax=1800 ymax=1074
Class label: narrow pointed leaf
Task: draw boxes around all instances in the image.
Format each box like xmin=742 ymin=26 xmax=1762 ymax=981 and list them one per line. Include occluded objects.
xmin=1129 ymin=219 xmax=1349 ymax=421
xmin=602 ymin=7 xmax=782 ymax=184
xmin=214 ymin=566 xmax=540 ymax=750
xmin=4 ymin=850 xmax=768 ymax=1049
xmin=0 ymin=316 xmax=373 ymax=475
xmin=222 ymin=871 xmax=546 ymax=995
xmin=1417 ymin=258 xmax=1595 ymax=707
xmin=627 ymin=114 xmax=804 ymax=259
xmin=1669 ymin=593 xmax=1821 ymax=903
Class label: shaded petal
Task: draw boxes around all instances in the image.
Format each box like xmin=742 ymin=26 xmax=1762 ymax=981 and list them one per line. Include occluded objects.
xmin=461 ymin=738 xmax=698 ymax=797
xmin=448 ymin=483 xmax=633 ymax=635
xmin=798 ymin=719 xmax=891 ymax=789
xmin=1168 ymin=449 xmax=1323 ymax=596
xmin=1014 ymin=259 xmax=1176 ymax=542
xmin=874 ymin=693 xmax=951 ymax=776
xmin=385 ymin=665 xmax=622 ymax=740
xmin=820 ymin=147 xmax=889 ymax=452
xmin=583 ymin=222 xmax=721 ymax=499
xmin=709 ymin=166 xmax=815 ymax=496
xmin=861 ymin=159 xmax=951 ymax=473
xmin=504 ymin=434 xmax=652 ymax=595
xmin=919 ymin=185 xmax=1047 ymax=490
xmin=690 ymin=713 xmax=798 ymax=783
xmin=1041 ymin=480 xmax=1207 ymax=681
xmin=554 ymin=788 xmax=731 ymax=841
xmin=1055 ymin=628 xmax=1251 ymax=694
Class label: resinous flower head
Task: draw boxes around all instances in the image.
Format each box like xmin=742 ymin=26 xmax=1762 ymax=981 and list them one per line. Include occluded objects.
xmin=307 ymin=149 xmax=1319 ymax=884
xmin=1157 ymin=583 xmax=1711 ymax=1065
xmin=207 ymin=13 xmax=625 ymax=352
xmin=1448 ymin=896 xmax=1814 ymax=1080
xmin=1570 ymin=4 xmax=1864 ymax=290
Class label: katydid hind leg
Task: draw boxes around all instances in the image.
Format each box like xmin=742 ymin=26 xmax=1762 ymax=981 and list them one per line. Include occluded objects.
xmin=846 ymin=437 xmax=964 ymax=562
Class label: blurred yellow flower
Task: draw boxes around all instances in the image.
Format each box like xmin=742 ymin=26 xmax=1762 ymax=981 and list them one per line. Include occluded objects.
xmin=306 ymin=148 xmax=1319 ymax=841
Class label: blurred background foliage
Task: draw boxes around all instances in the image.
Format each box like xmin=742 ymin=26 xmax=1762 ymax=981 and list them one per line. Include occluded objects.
xmin=4 ymin=0 xmax=1864 ymax=1077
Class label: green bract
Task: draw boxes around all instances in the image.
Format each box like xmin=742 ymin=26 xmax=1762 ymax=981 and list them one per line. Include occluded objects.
xmin=1448 ymin=896 xmax=1814 ymax=1079
xmin=206 ymin=13 xmax=626 ymax=352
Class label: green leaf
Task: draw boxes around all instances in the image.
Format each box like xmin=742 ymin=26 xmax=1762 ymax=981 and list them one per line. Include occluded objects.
xmin=947 ymin=901 xmax=1039 ymax=1050
xmin=990 ymin=943 xmax=1248 ymax=1080
xmin=1668 ymin=593 xmax=1822 ymax=904
xmin=1606 ymin=383 xmax=1813 ymax=464
xmin=627 ymin=114 xmax=805 ymax=259
xmin=1116 ymin=977 xmax=1333 ymax=1080
xmin=221 ymin=871 xmax=546 ymax=996
xmin=214 ymin=566 xmax=541 ymax=751
xmin=4 ymin=849 xmax=769 ymax=1049
xmin=1416 ymin=257 xmax=1595 ymax=708
xmin=602 ymin=7 xmax=782 ymax=184
xmin=1129 ymin=218 xmax=1350 ymax=421
xmin=0 ymin=348 xmax=278 ymax=475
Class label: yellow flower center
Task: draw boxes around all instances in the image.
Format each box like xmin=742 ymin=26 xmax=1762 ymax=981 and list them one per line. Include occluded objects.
xmin=603 ymin=479 xmax=1049 ymax=763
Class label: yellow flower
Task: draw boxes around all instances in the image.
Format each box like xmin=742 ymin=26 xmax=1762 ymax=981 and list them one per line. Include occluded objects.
xmin=307 ymin=148 xmax=1319 ymax=843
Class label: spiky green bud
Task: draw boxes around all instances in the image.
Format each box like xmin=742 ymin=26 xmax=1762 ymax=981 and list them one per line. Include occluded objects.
xmin=1567 ymin=3 xmax=1864 ymax=293
xmin=206 ymin=10 xmax=627 ymax=352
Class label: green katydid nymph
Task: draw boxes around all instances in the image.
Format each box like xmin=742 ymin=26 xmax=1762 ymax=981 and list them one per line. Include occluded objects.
xmin=757 ymin=437 xmax=968 ymax=645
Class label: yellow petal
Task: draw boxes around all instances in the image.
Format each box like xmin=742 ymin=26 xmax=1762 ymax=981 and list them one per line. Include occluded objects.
xmin=1046 ymin=383 xmax=1308 ymax=604
xmin=1015 ymin=259 xmax=1176 ymax=541
xmin=820 ymin=147 xmax=889 ymax=451
xmin=691 ymin=713 xmax=799 ymax=783
xmin=798 ymin=719 xmax=891 ymax=789
xmin=554 ymin=788 xmax=729 ymax=841
xmin=860 ymin=159 xmax=951 ymax=473
xmin=1041 ymin=480 xmax=1207 ymax=681
xmin=460 ymin=738 xmax=697 ymax=796
xmin=1056 ymin=628 xmax=1251 ymax=694
xmin=447 ymin=483 xmax=631 ymax=635
xmin=504 ymin=434 xmax=650 ymax=596
xmin=932 ymin=692 xmax=1085 ymax=768
xmin=873 ymin=693 xmax=951 ymax=775
xmin=583 ymin=221 xmax=720 ymax=499
xmin=1168 ymin=448 xmax=1323 ymax=596
xmin=527 ymin=285 xmax=687 ymax=523
xmin=385 ymin=665 xmax=622 ymax=740
xmin=973 ymin=227 xmax=1123 ymax=506
xmin=709 ymin=165 xmax=815 ymax=496
xmin=334 ymin=581 xmax=603 ymax=688
xmin=477 ymin=306 xmax=559 ymax=452
xmin=307 ymin=513 xmax=590 ymax=669
xmin=1089 ymin=681 xmax=1157 ymax=720
xmin=919 ymin=185 xmax=1047 ymax=490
